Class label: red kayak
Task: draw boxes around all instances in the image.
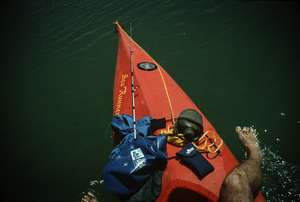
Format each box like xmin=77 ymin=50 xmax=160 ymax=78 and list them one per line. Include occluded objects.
xmin=112 ymin=22 xmax=265 ymax=202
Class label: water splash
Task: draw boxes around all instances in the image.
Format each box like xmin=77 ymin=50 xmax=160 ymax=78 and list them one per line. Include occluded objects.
xmin=280 ymin=112 xmax=286 ymax=117
xmin=261 ymin=146 xmax=300 ymax=201
xmin=80 ymin=178 xmax=104 ymax=199
xmin=89 ymin=179 xmax=104 ymax=186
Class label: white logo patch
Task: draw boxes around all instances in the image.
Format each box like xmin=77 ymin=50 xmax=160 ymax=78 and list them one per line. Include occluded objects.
xmin=130 ymin=148 xmax=146 ymax=169
xmin=186 ymin=147 xmax=195 ymax=155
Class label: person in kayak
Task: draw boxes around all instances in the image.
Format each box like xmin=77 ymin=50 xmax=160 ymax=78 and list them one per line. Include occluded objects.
xmin=219 ymin=126 xmax=262 ymax=202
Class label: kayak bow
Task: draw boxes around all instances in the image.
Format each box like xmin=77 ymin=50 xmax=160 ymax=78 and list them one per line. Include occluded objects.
xmin=112 ymin=22 xmax=265 ymax=202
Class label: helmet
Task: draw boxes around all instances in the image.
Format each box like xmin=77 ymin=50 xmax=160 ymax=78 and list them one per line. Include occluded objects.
xmin=174 ymin=109 xmax=203 ymax=142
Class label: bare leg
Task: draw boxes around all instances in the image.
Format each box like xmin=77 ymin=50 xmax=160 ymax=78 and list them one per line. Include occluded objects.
xmin=236 ymin=126 xmax=262 ymax=196
xmin=219 ymin=126 xmax=262 ymax=202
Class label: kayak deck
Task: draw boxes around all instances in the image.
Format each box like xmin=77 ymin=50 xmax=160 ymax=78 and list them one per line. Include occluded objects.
xmin=112 ymin=22 xmax=265 ymax=202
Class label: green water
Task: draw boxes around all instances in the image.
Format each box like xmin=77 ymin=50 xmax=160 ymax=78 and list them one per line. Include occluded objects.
xmin=2 ymin=1 xmax=300 ymax=201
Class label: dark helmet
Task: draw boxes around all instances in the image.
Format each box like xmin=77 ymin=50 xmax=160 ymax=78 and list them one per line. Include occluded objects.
xmin=174 ymin=109 xmax=203 ymax=142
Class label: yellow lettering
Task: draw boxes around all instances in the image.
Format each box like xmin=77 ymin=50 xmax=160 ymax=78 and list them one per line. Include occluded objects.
xmin=114 ymin=74 xmax=129 ymax=115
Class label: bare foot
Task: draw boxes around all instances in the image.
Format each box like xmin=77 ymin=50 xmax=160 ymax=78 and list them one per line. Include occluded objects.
xmin=81 ymin=191 xmax=98 ymax=202
xmin=235 ymin=126 xmax=262 ymax=162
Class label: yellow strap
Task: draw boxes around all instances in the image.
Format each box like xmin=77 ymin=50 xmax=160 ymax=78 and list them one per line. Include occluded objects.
xmin=194 ymin=131 xmax=223 ymax=154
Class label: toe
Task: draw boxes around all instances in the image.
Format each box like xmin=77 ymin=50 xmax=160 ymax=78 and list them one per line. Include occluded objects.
xmin=242 ymin=126 xmax=249 ymax=133
xmin=235 ymin=126 xmax=241 ymax=133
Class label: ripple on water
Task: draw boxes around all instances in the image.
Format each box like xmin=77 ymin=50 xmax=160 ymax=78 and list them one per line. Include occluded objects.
xmin=261 ymin=146 xmax=300 ymax=201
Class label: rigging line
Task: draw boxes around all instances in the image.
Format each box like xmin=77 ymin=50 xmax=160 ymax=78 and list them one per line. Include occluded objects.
xmin=129 ymin=22 xmax=137 ymax=140
xmin=157 ymin=66 xmax=175 ymax=124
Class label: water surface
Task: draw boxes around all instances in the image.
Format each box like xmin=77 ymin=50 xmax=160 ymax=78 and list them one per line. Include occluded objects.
xmin=1 ymin=1 xmax=300 ymax=201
